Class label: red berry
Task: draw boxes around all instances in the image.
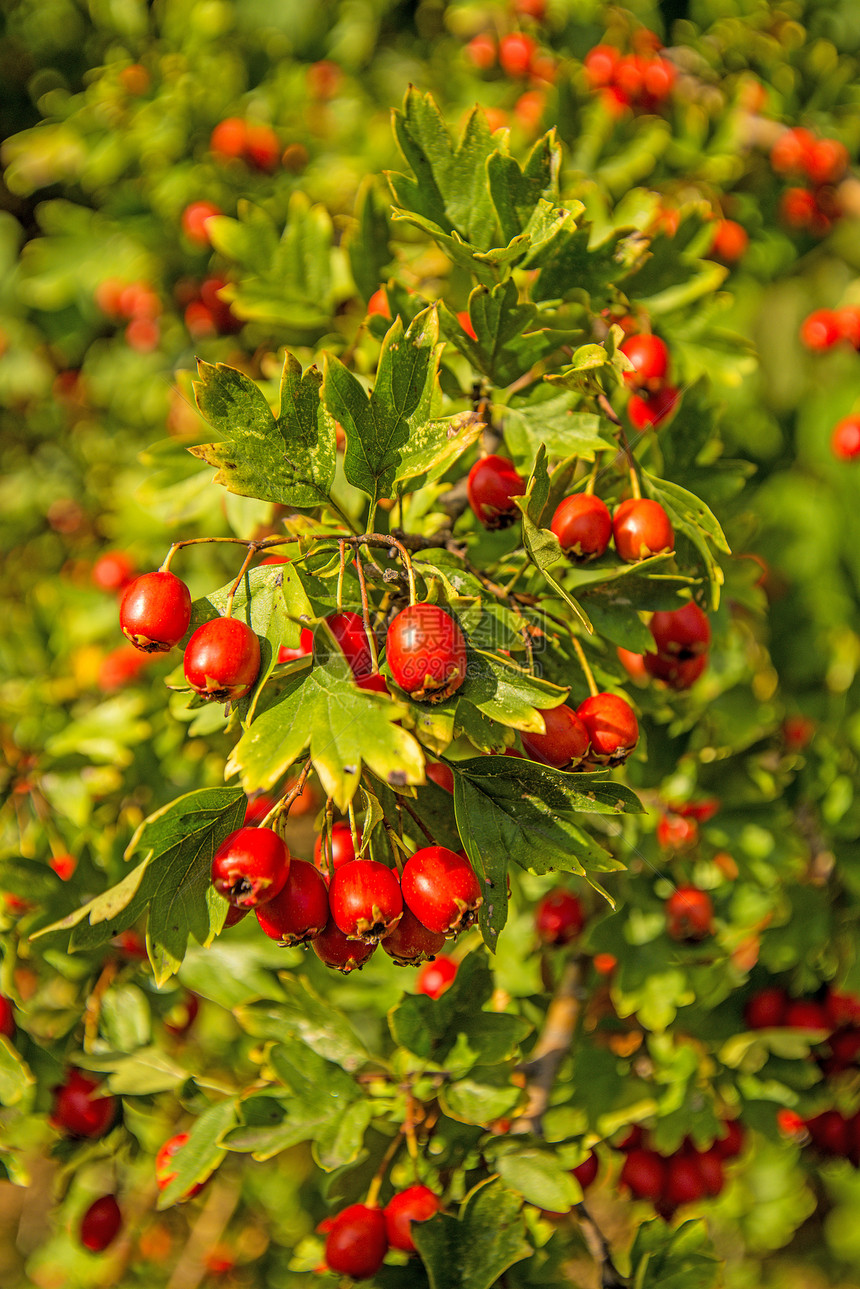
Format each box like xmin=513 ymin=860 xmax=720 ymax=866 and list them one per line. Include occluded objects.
xmin=184 ymin=302 xmax=216 ymax=338
xmin=576 ymin=692 xmax=638 ymax=766
xmin=125 ymin=317 xmax=160 ymax=352
xmin=612 ymin=499 xmax=674 ymax=562
xmin=358 ymin=672 xmax=390 ymax=694
xmin=314 ymin=822 xmax=359 ymax=880
xmin=211 ymin=827 xmax=289 ymax=910
xmin=498 ymin=32 xmax=536 ymax=77
xmin=806 ymin=1110 xmax=849 ymax=1156
xmin=184 ymin=617 xmax=261 ymax=702
xmin=825 ymin=989 xmax=860 ymax=1028
xmin=155 ymin=1132 xmax=209 ymax=1199
xmin=617 ymin=647 xmax=648 ymax=682
xmin=832 ymin=415 xmax=860 ymax=461
xmin=584 ymin=45 xmax=619 ymax=89
xmin=664 ymin=1154 xmax=706 ymax=1207
xmin=426 ymin=761 xmax=454 ymax=792
xmin=665 ymin=886 xmax=713 ymax=941
xmin=256 ymin=858 xmax=329 ymax=945
xmin=120 ymin=571 xmax=192 ymax=653
xmin=0 ymin=995 xmax=15 ymax=1039
xmin=382 ymin=907 xmax=447 ymax=965
xmin=656 ymin=812 xmax=699 ymax=851
xmin=690 ymin=1148 xmax=724 ymax=1197
xmin=50 ymin=852 xmax=77 ymax=881
xmin=221 ymin=904 xmax=249 ymax=929
xmin=571 ymin=1150 xmax=599 ymax=1190
xmin=329 ymin=859 xmax=403 ymax=943
xmin=770 ymin=127 xmax=816 ymax=175
xmin=779 ymin=185 xmax=818 ymax=230
xmin=833 ymin=305 xmax=860 ymax=347
xmin=401 ymin=847 xmax=483 ymax=937
xmin=709 ymin=219 xmax=748 ymax=263
xmin=312 ymin=917 xmax=377 ymax=972
xmin=784 ymin=999 xmax=830 ymax=1030
xmin=627 ymin=385 xmax=680 ymax=431
xmin=800 ymin=308 xmax=841 ymax=350
xmin=620 ymin=334 xmax=670 ymax=389
xmin=535 ymin=888 xmax=586 ymax=945
xmin=278 ymin=627 xmax=314 ymax=663
xmin=386 ymin=604 xmax=468 ymax=703
xmin=325 ymin=1204 xmax=388 ymax=1278
xmin=649 ymin=602 xmax=711 ymax=660
xmin=806 ymin=137 xmax=849 ymax=186
xmin=324 ymin=611 xmax=376 ymax=679
xmin=820 ymin=1028 xmax=860 ymax=1074
xmin=93 ymin=551 xmax=136 ymax=593
xmin=210 ymin=117 xmax=248 ymax=160
xmin=181 ymin=201 xmax=222 ymax=246
xmin=620 ymin=1150 xmax=666 ymax=1201
xmin=714 ymin=1119 xmax=744 ymax=1159
xmin=467 ymin=455 xmax=526 ymax=529
xmin=52 ymin=1069 xmax=118 ymax=1139
xmin=367 ymin=286 xmax=391 ymax=317
xmin=416 ymin=954 xmax=458 ymax=998
xmin=245 ymin=123 xmax=279 ymax=172
xmin=551 ymin=494 xmax=612 ymax=560
xmin=643 ymin=650 xmax=708 ymax=690
xmin=384 ymin=1186 xmax=441 ymax=1253
xmin=744 ymin=987 xmax=789 ymax=1029
xmin=520 ymin=704 xmax=590 ymax=769
xmin=80 ymin=1195 xmax=122 ymax=1252
xmin=466 ymin=33 xmax=496 ymax=71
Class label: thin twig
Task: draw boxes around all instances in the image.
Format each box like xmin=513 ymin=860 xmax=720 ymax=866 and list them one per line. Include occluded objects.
xmin=512 ymin=958 xmax=582 ymax=1136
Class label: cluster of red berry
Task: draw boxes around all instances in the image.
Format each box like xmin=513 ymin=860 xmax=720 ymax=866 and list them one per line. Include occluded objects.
xmin=94 ymin=277 xmax=162 ymax=353
xmin=174 ymin=275 xmax=242 ymax=340
xmin=655 ymin=797 xmax=720 ymax=852
xmin=465 ymin=31 xmax=555 ymax=83
xmin=745 ymin=985 xmax=860 ymax=1072
xmin=318 ymin=1186 xmax=441 ymax=1278
xmin=583 ymin=39 xmax=676 ymax=116
xmin=771 ymin=126 xmax=850 ymax=236
xmin=619 ymin=600 xmax=712 ymax=690
xmin=799 ymin=304 xmax=860 ymax=352
xmin=619 ymin=332 xmax=681 ymax=432
xmin=209 ymin=117 xmax=282 ymax=172
xmin=618 ymin=1120 xmax=744 ymax=1218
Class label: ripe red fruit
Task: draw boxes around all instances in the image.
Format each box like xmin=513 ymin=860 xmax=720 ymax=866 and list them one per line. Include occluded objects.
xmin=571 ymin=1150 xmax=599 ymax=1190
xmin=617 ymin=646 xmax=648 ymax=682
xmin=50 ymin=852 xmax=77 ymax=881
xmin=551 ymin=493 xmax=612 ymax=560
xmin=52 ymin=1069 xmax=118 ymax=1139
xmin=620 ymin=1150 xmax=666 ymax=1201
xmin=245 ymin=123 xmax=279 ymax=171
xmin=643 ymin=650 xmax=708 ymax=690
xmin=120 ymin=571 xmax=192 ymax=653
xmin=255 ymin=858 xmax=329 ymax=944
xmin=325 ymin=1204 xmax=388 ymax=1278
xmin=221 ymin=904 xmax=249 ymax=929
xmin=465 ymin=32 xmax=496 ymax=71
xmin=834 ymin=305 xmax=860 ymax=347
xmin=498 ymin=32 xmax=536 ymax=77
xmin=312 ymin=917 xmax=377 ymax=972
xmin=382 ymin=907 xmax=447 ymax=965
xmin=384 ymin=1186 xmax=441 ymax=1253
xmin=125 ymin=317 xmax=160 ymax=352
xmin=690 ymin=1148 xmax=724 ymax=1197
xmin=416 ymin=954 xmax=458 ymax=998
xmin=330 ymin=859 xmax=403 ymax=943
xmin=649 ymin=602 xmax=711 ymax=660
xmin=620 ymin=334 xmax=670 ymax=389
xmin=785 ymin=999 xmax=830 ymax=1030
xmin=806 ymin=136 xmax=849 ymax=186
xmin=467 ymin=455 xmax=526 ymax=529
xmin=665 ymin=887 xmax=713 ymax=941
xmin=825 ymin=989 xmax=860 ymax=1028
xmin=184 ymin=616 xmax=261 ymax=702
xmin=211 ymin=827 xmax=289 ymax=910
xmin=831 ymin=415 xmax=860 ymax=461
xmin=663 ymin=1155 xmax=706 ymax=1207
xmin=181 ymin=201 xmax=222 ymax=245
xmin=800 ymin=308 xmax=841 ymax=351
xmin=0 ymin=995 xmax=15 ymax=1039
xmin=367 ymin=286 xmax=391 ymax=318
xmin=278 ymin=627 xmax=314 ymax=663
xmin=656 ymin=812 xmax=699 ymax=851
xmin=709 ymin=218 xmax=748 ymax=263
xmin=520 ymin=704 xmax=590 ymax=769
xmin=325 ymin=611 xmax=375 ymax=679
xmin=627 ymin=385 xmax=680 ymax=431
xmin=426 ymin=761 xmax=454 ymax=792
xmin=156 ymin=1132 xmax=209 ymax=1199
xmin=93 ymin=550 xmax=136 ymax=593
xmin=744 ymin=987 xmax=789 ymax=1030
xmin=210 ymin=117 xmax=247 ymax=160
xmin=820 ymin=1028 xmax=860 ymax=1074
xmin=612 ymin=499 xmax=674 ymax=562
xmin=385 ymin=604 xmax=468 ymax=702
xmin=401 ymin=847 xmax=483 ymax=937
xmin=314 ymin=822 xmax=360 ymax=879
xmin=535 ymin=888 xmax=586 ymax=945
xmin=806 ymin=1110 xmax=849 ymax=1156
xmin=584 ymin=45 xmax=619 ymax=89
xmin=770 ymin=127 xmax=816 ymax=175
xmin=576 ymin=692 xmax=638 ymax=765
xmin=80 ymin=1195 xmax=122 ymax=1252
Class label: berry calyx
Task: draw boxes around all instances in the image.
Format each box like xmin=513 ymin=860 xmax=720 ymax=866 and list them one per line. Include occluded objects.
xmin=80 ymin=1195 xmax=122 ymax=1252
xmin=120 ymin=571 xmax=192 ymax=653
xmin=184 ymin=616 xmax=261 ymax=703
xmin=416 ymin=954 xmax=458 ymax=998
xmin=648 ymin=602 xmax=711 ymax=660
xmin=520 ymin=704 xmax=590 ymax=769
xmin=401 ymin=847 xmax=483 ymax=937
xmin=551 ymin=494 xmax=612 ymax=561
xmin=255 ymin=858 xmax=329 ymax=945
xmin=576 ymin=692 xmax=639 ymax=766
xmin=312 ymin=917 xmax=377 ymax=972
xmin=155 ymin=1132 xmax=209 ymax=1199
xmin=384 ymin=1186 xmax=441 ymax=1253
xmin=329 ymin=859 xmax=403 ymax=943
xmin=324 ymin=1204 xmax=388 ymax=1279
xmin=467 ymin=455 xmax=526 ymax=529
xmin=535 ymin=888 xmax=586 ymax=945
xmin=665 ymin=886 xmax=713 ymax=941
xmin=52 ymin=1069 xmax=118 ymax=1139
xmin=382 ymin=906 xmax=447 ymax=965
xmin=620 ymin=333 xmax=670 ymax=389
xmin=211 ymin=827 xmax=290 ymax=910
xmin=831 ymin=415 xmax=860 ymax=461
xmin=314 ymin=821 xmax=360 ymax=879
xmin=612 ymin=499 xmax=675 ymax=562
xmin=385 ymin=604 xmax=468 ymax=703
xmin=324 ymin=611 xmax=376 ymax=679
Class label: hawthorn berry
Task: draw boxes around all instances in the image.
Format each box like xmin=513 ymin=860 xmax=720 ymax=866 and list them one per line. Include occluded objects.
xmin=314 ymin=821 xmax=360 ymax=879
xmin=465 ymin=32 xmax=496 ymax=70
xmin=256 ymin=859 xmax=329 ymax=945
xmin=467 ymin=454 xmax=526 ymax=529
xmin=520 ymin=704 xmax=590 ymax=769
xmin=324 ymin=1204 xmax=388 ymax=1279
xmin=52 ymin=1069 xmax=118 ymax=1139
xmin=619 ymin=334 xmax=670 ymax=389
xmin=400 ymin=847 xmax=483 ymax=937
xmin=800 ymin=308 xmax=841 ymax=351
xmin=656 ymin=812 xmax=699 ymax=851
xmin=806 ymin=136 xmax=849 ymax=186
xmin=620 ymin=1149 xmax=666 ymax=1201
xmin=498 ymin=32 xmax=536 ymax=77
xmin=155 ymin=1132 xmax=209 ymax=1199
xmin=329 ymin=859 xmax=403 ymax=943
xmin=278 ymin=627 xmax=313 ymax=663
xmin=584 ymin=45 xmax=620 ymax=89
xmin=426 ymin=761 xmax=455 ymax=792
xmin=612 ymin=498 xmax=674 ymax=562
xmin=649 ymin=602 xmax=711 ymax=660
xmin=627 ymin=385 xmax=680 ymax=431
xmin=211 ymin=827 xmax=289 ymax=910
xmin=324 ymin=610 xmax=376 ymax=679
xmin=312 ymin=917 xmax=377 ymax=972
xmin=181 ymin=201 xmax=222 ymax=245
xmin=184 ymin=616 xmax=261 ymax=702
xmin=709 ymin=219 xmax=748 ymax=263
xmin=571 ymin=1150 xmax=599 ymax=1190
xmin=770 ymin=126 xmax=816 ymax=175
xmin=381 ymin=907 xmax=446 ymax=965
xmin=663 ymin=1154 xmax=706 ymax=1208
xmin=825 ymin=989 xmax=860 ymax=1028
xmin=665 ymin=886 xmax=713 ymax=941
xmin=551 ymin=493 xmax=612 ymax=560
xmin=80 ymin=1195 xmax=122 ymax=1252
xmin=831 ymin=415 xmax=860 ymax=461
xmin=534 ymin=888 xmax=586 ymax=945
xmin=93 ymin=550 xmax=136 ymax=592
xmin=120 ymin=571 xmax=192 ymax=653
xmin=617 ymin=646 xmax=648 ymax=682
xmin=744 ymin=987 xmax=789 ymax=1029
xmin=806 ymin=1110 xmax=850 ymax=1156
xmin=416 ymin=954 xmax=458 ymax=998
xmin=643 ymin=650 xmax=708 ymax=690
xmin=834 ymin=305 xmax=860 ymax=347
xmin=210 ymin=116 xmax=248 ymax=160
xmin=691 ymin=1147 xmax=725 ymax=1197
xmin=385 ymin=603 xmax=468 ymax=702
xmin=0 ymin=995 xmax=15 ymax=1039
xmin=245 ymin=123 xmax=279 ymax=171
xmin=384 ymin=1186 xmax=441 ymax=1253
xmin=785 ymin=999 xmax=829 ymax=1030
xmin=576 ymin=692 xmax=639 ymax=765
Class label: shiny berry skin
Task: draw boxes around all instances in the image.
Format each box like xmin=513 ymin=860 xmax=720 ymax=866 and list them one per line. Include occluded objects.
xmin=312 ymin=917 xmax=377 ymax=972
xmin=656 ymin=812 xmax=698 ymax=851
xmin=278 ymin=627 xmax=313 ymax=664
xmin=831 ymin=415 xmax=860 ymax=461
xmin=382 ymin=907 xmax=447 ymax=965
xmin=184 ymin=617 xmax=261 ymax=702
xmin=620 ymin=1150 xmax=666 ymax=1201
xmin=620 ymin=334 xmax=670 ymax=389
xmin=576 ymin=692 xmax=638 ymax=766
xmin=386 ymin=604 xmax=468 ymax=703
xmin=384 ymin=1186 xmax=441 ymax=1253
xmin=649 ymin=602 xmax=711 ymax=660
xmin=617 ymin=647 xmax=648 ymax=682
xmin=520 ymin=704 xmax=590 ymax=769
xmin=155 ymin=1132 xmax=209 ymax=1199
xmin=627 ymin=385 xmax=680 ymax=431
xmin=325 ymin=1204 xmax=388 ymax=1279
xmin=785 ymin=999 xmax=829 ymax=1030
xmin=612 ymin=499 xmax=674 ymax=562
xmin=498 ymin=32 xmax=536 ymax=77
xmin=665 ymin=886 xmax=713 ymax=941
xmin=800 ymin=309 xmax=841 ymax=351
xmin=52 ymin=1069 xmax=118 ymax=1139
xmin=535 ymin=888 xmax=586 ymax=946
xmin=211 ymin=827 xmax=289 ymax=910
xmin=467 ymin=455 xmax=526 ymax=530
xmin=80 ymin=1195 xmax=122 ymax=1252
xmin=221 ymin=904 xmax=250 ymax=929
xmin=93 ymin=550 xmax=136 ymax=592
xmin=0 ymin=995 xmax=15 ymax=1039
xmin=426 ymin=761 xmax=454 ymax=792
xmin=181 ymin=201 xmax=221 ymax=245
xmin=709 ymin=219 xmax=748 ymax=263
xmin=664 ymin=1155 xmax=706 ymax=1208
xmin=314 ymin=822 xmax=360 ymax=879
xmin=834 ymin=305 xmax=860 ymax=347
xmin=210 ymin=116 xmax=248 ymax=160
xmin=571 ymin=1150 xmax=599 ymax=1190
xmin=324 ymin=611 xmax=375 ymax=679
xmin=120 ymin=571 xmax=192 ymax=653
xmin=416 ymin=954 xmax=458 ymax=998
xmin=744 ymin=987 xmax=789 ymax=1030
xmin=551 ymin=494 xmax=612 ymax=561
xmin=401 ymin=847 xmax=483 ymax=937
xmin=643 ymin=650 xmax=708 ymax=690
xmin=329 ymin=859 xmax=403 ymax=943
xmin=256 ymin=859 xmax=329 ymax=945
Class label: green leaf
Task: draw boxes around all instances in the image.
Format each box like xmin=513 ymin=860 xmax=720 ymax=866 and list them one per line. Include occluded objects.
xmin=441 ymin=280 xmax=562 ymax=388
xmin=630 ymin=1218 xmax=721 ymax=1289
xmin=503 ymin=391 xmax=609 ymax=466
xmin=440 ymin=1066 xmax=523 ymax=1126
xmin=412 ymin=1177 xmax=532 ymax=1289
xmin=642 ymin=472 xmax=730 ymax=610
xmin=0 ymin=1037 xmax=34 ymax=1108
xmin=157 ymin=1099 xmax=238 ymax=1209
xmin=179 ymin=940 xmax=288 ymax=1010
xmin=190 ymin=353 xmax=336 ymax=510
xmin=487 ymin=132 xmax=562 ymax=243
xmin=492 ymin=1145 xmax=582 ymax=1212
xmin=100 ymin=983 xmax=151 ymax=1052
xmin=463 ymin=649 xmax=569 ymax=734
xmin=87 ymin=1046 xmax=189 ymax=1095
xmin=347 ymin=175 xmax=393 ymax=301
xmin=235 ymin=975 xmax=371 ymax=1071
xmin=517 ymin=447 xmax=592 ymax=632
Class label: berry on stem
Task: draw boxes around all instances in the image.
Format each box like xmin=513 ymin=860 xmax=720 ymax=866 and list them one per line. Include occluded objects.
xmin=381 ymin=906 xmax=447 ymax=965
xmin=620 ymin=1150 xmax=666 ymax=1201
xmin=324 ymin=1204 xmax=388 ymax=1279
xmin=324 ymin=611 xmax=376 ymax=679
xmin=120 ymin=571 xmax=192 ymax=653
xmin=627 ymin=385 xmax=680 ymax=431
xmin=466 ymin=455 xmax=526 ymax=529
xmin=80 ymin=1195 xmax=122 ymax=1252
xmin=312 ymin=917 xmax=377 ymax=972
xmin=211 ymin=827 xmax=290 ymax=910
xmin=612 ymin=499 xmax=674 ymax=562
xmin=535 ymin=888 xmax=586 ymax=946
xmin=551 ymin=494 xmax=612 ymax=561
xmin=401 ymin=847 xmax=483 ymax=937
xmin=314 ymin=821 xmax=360 ymax=879
xmin=181 ymin=201 xmax=222 ymax=245
xmin=329 ymin=859 xmax=403 ymax=943
xmin=0 ymin=995 xmax=14 ymax=1039
xmin=416 ymin=954 xmax=458 ymax=998
xmin=520 ymin=704 xmax=590 ymax=769
xmin=386 ymin=604 xmax=468 ymax=703
xmin=831 ymin=415 xmax=860 ymax=461
xmin=576 ymin=692 xmax=639 ymax=765
xmin=155 ymin=1132 xmax=209 ymax=1199
xmin=184 ymin=616 xmax=261 ymax=702
xmin=648 ymin=602 xmax=711 ymax=660
xmin=620 ymin=334 xmax=670 ymax=389
xmin=384 ymin=1186 xmax=441 ymax=1253
xmin=255 ymin=858 xmax=329 ymax=944
xmin=665 ymin=886 xmax=713 ymax=941
xmin=52 ymin=1069 xmax=118 ymax=1139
